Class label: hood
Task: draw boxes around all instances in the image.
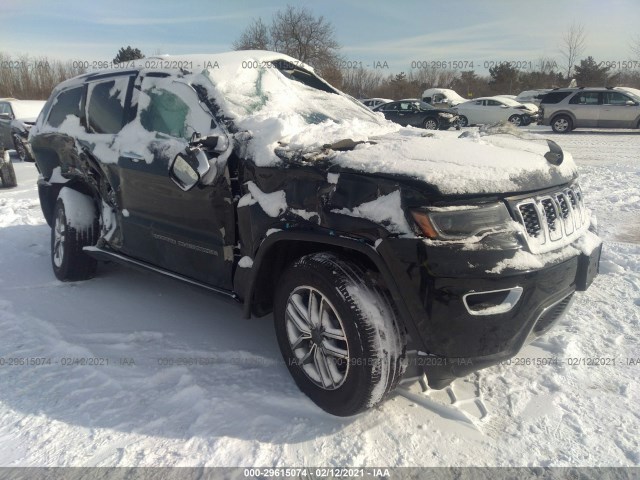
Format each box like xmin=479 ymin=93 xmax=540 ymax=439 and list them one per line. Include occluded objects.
xmin=322 ymin=127 xmax=578 ymax=196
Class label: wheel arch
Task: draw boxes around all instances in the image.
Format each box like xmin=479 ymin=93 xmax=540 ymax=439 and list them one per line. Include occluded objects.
xmin=39 ymin=179 xmax=98 ymax=227
xmin=241 ymin=231 xmax=422 ymax=345
xmin=549 ymin=110 xmax=577 ymax=126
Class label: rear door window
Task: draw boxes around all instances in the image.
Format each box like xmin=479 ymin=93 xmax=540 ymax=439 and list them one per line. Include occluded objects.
xmin=540 ymin=91 xmax=573 ymax=104
xmin=569 ymin=92 xmax=601 ymax=105
xmin=47 ymin=87 xmax=83 ymax=127
xmin=87 ymin=77 xmax=132 ymax=134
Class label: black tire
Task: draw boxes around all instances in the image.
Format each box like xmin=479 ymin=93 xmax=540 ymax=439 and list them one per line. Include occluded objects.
xmin=51 ymin=190 xmax=99 ymax=281
xmin=274 ymin=252 xmax=406 ymax=416
xmin=423 ymin=117 xmax=439 ymax=130
xmin=508 ymin=114 xmax=523 ymax=127
xmin=0 ymin=157 xmax=17 ymax=188
xmin=551 ymin=115 xmax=572 ymax=133
xmin=458 ymin=115 xmax=468 ymax=127
xmin=12 ymin=134 xmax=31 ymax=162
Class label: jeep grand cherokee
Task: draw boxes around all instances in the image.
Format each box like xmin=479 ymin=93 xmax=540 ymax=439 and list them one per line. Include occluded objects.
xmin=29 ymin=51 xmax=601 ymax=416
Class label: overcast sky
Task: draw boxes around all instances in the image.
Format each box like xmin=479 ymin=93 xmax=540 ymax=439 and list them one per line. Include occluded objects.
xmin=2 ymin=0 xmax=638 ymax=73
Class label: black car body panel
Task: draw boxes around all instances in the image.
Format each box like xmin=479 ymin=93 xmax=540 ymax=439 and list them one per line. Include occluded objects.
xmin=29 ymin=52 xmax=600 ymax=391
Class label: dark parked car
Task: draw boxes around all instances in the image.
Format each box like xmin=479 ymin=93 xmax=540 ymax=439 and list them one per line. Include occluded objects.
xmin=29 ymin=51 xmax=601 ymax=416
xmin=0 ymin=98 xmax=46 ymax=161
xmin=539 ymin=87 xmax=640 ymax=132
xmin=373 ymin=100 xmax=459 ymax=130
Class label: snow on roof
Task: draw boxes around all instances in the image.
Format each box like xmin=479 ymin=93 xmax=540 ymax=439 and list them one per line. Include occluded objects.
xmin=421 ymin=88 xmax=466 ymax=103
xmin=490 ymin=96 xmax=527 ymax=107
xmin=43 ymin=51 xmax=577 ymax=195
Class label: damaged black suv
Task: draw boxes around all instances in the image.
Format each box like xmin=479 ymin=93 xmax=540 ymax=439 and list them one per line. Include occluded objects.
xmin=29 ymin=51 xmax=601 ymax=416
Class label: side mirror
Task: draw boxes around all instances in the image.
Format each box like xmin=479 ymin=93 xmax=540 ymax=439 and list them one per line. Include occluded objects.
xmin=500 ymin=105 xmax=509 ymax=108
xmin=169 ymin=147 xmax=212 ymax=191
xmin=0 ymin=113 xmax=11 ymax=120
xmin=625 ymin=100 xmax=636 ymax=106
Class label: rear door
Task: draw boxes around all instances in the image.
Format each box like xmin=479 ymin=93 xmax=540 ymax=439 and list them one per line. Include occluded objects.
xmin=484 ymin=99 xmax=506 ymax=123
xmin=378 ymin=102 xmax=402 ymax=124
xmin=111 ymin=74 xmax=235 ymax=289
xmin=567 ymin=91 xmax=601 ymax=127
xmin=598 ymin=91 xmax=639 ymax=128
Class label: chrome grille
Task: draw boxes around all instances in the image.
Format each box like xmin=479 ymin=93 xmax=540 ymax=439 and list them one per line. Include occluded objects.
xmin=519 ymin=203 xmax=542 ymax=238
xmin=514 ymin=185 xmax=587 ymax=252
xmin=540 ymin=198 xmax=561 ymax=241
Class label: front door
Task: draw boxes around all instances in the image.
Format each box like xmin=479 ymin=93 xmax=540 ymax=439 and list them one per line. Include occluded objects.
xmin=567 ymin=91 xmax=601 ymax=127
xmin=598 ymin=91 xmax=639 ymax=128
xmin=101 ymin=74 xmax=235 ymax=289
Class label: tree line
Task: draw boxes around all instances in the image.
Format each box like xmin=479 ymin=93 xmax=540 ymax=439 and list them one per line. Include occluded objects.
xmin=2 ymin=7 xmax=639 ymax=101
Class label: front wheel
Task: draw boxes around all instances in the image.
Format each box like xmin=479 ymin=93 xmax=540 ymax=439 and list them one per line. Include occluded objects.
xmin=51 ymin=188 xmax=99 ymax=281
xmin=423 ymin=118 xmax=439 ymax=130
xmin=551 ymin=115 xmax=572 ymax=133
xmin=508 ymin=114 xmax=523 ymax=127
xmin=458 ymin=115 xmax=469 ymax=127
xmin=274 ymin=253 xmax=406 ymax=416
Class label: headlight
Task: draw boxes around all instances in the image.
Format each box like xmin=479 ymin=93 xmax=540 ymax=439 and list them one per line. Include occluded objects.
xmin=411 ymin=203 xmax=513 ymax=239
xmin=438 ymin=113 xmax=453 ymax=118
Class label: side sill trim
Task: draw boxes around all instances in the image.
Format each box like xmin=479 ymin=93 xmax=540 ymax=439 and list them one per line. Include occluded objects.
xmin=83 ymin=246 xmax=238 ymax=300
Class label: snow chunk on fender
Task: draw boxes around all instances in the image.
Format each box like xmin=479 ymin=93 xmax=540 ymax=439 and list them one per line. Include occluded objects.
xmin=238 ymin=256 xmax=253 ymax=268
xmin=332 ymin=190 xmax=412 ymax=235
xmin=245 ymin=181 xmax=287 ymax=218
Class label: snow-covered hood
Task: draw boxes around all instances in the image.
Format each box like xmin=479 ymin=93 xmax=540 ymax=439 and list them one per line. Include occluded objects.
xmin=317 ymin=127 xmax=578 ymax=196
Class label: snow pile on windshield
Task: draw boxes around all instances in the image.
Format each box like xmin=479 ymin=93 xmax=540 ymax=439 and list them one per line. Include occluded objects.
xmin=189 ymin=51 xmax=398 ymax=164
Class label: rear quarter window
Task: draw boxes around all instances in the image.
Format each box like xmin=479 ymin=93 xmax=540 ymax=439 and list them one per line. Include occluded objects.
xmin=46 ymin=87 xmax=83 ymax=127
xmin=87 ymin=77 xmax=131 ymax=134
xmin=540 ymin=91 xmax=573 ymax=104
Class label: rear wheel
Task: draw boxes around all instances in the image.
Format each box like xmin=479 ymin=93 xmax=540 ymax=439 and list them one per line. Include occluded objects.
xmin=274 ymin=252 xmax=406 ymax=416
xmin=51 ymin=189 xmax=99 ymax=281
xmin=551 ymin=115 xmax=572 ymax=133
xmin=423 ymin=118 xmax=439 ymax=130
xmin=0 ymin=155 xmax=17 ymax=188
xmin=508 ymin=114 xmax=523 ymax=126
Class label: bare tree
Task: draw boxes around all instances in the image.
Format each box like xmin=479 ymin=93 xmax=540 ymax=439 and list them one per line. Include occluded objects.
xmin=340 ymin=67 xmax=384 ymax=98
xmin=233 ymin=5 xmax=341 ymax=75
xmin=232 ymin=18 xmax=269 ymax=50
xmin=559 ymin=22 xmax=586 ymax=79
xmin=631 ymin=35 xmax=640 ymax=57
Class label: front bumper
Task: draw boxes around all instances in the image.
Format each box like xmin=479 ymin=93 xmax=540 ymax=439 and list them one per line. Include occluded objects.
xmin=378 ymin=237 xmax=601 ymax=388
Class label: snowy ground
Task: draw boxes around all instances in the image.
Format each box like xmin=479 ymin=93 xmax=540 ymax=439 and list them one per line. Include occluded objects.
xmin=0 ymin=127 xmax=638 ymax=467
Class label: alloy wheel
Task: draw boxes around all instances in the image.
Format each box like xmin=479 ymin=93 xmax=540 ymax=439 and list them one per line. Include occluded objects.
xmin=53 ymin=208 xmax=66 ymax=267
xmin=285 ymin=286 xmax=350 ymax=390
